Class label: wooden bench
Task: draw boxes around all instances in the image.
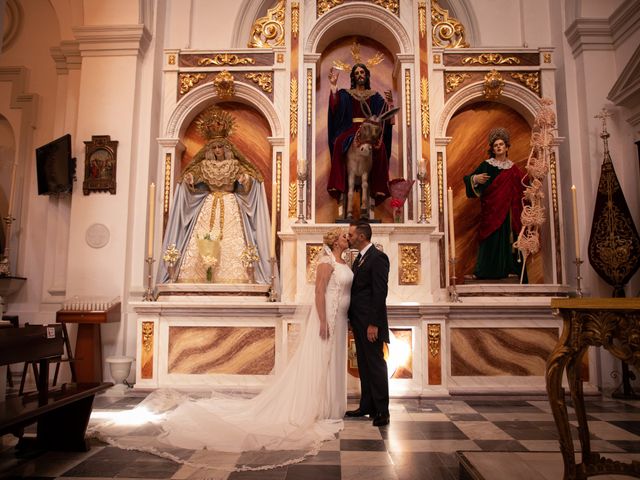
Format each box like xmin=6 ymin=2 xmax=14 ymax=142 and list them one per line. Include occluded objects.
xmin=0 ymin=324 xmax=112 ymax=451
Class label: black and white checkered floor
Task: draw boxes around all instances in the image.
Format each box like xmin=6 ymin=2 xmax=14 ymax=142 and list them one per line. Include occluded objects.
xmin=2 ymin=390 xmax=639 ymax=479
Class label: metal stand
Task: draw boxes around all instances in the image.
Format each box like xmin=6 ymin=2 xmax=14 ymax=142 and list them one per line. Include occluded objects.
xmin=0 ymin=214 xmax=15 ymax=276
xmin=417 ymin=171 xmax=428 ymax=224
xmin=574 ymin=258 xmax=583 ymax=298
xmin=295 ymin=171 xmax=307 ymax=224
xmin=448 ymin=257 xmax=461 ymax=303
xmin=142 ymin=256 xmax=156 ymax=301
xmin=268 ymin=256 xmax=279 ymax=302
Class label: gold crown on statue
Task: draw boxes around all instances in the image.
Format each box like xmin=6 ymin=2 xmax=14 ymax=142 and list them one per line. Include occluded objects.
xmin=195 ymin=106 xmax=236 ymax=141
xmin=332 ymin=40 xmax=385 ymax=72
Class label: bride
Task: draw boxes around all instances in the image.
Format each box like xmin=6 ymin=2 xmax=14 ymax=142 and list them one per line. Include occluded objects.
xmin=90 ymin=227 xmax=353 ymax=471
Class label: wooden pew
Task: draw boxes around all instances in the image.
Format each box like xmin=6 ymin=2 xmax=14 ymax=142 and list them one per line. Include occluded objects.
xmin=0 ymin=324 xmax=112 ymax=451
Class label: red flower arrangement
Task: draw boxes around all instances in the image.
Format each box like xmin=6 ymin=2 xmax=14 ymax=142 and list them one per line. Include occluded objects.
xmin=389 ymin=178 xmax=415 ymax=223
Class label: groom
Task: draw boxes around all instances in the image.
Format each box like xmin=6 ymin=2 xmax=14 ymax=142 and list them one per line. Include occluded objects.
xmin=346 ymin=220 xmax=390 ymax=426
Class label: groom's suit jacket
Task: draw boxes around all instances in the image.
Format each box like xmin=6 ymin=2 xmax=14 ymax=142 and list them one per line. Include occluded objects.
xmin=348 ymin=244 xmax=390 ymax=344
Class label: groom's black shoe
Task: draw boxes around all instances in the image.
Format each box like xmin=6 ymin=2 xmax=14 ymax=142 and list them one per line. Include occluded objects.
xmin=372 ymin=413 xmax=390 ymax=426
xmin=345 ymin=408 xmax=371 ymax=417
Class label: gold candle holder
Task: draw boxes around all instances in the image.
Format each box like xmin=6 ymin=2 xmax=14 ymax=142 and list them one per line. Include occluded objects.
xmin=417 ymin=171 xmax=428 ymax=224
xmin=448 ymin=257 xmax=461 ymax=303
xmin=268 ymin=256 xmax=279 ymax=302
xmin=296 ymin=170 xmax=308 ymax=224
xmin=142 ymin=256 xmax=156 ymax=301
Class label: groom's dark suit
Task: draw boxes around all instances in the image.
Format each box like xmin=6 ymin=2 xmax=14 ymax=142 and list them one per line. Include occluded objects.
xmin=348 ymin=244 xmax=390 ymax=417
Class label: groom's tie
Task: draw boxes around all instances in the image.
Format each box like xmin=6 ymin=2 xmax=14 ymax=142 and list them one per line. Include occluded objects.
xmin=352 ymin=252 xmax=362 ymax=271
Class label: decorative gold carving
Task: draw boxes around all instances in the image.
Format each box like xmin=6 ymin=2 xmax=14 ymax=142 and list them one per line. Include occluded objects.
xmin=483 ymin=69 xmax=504 ymax=99
xmin=428 ymin=324 xmax=441 ymax=358
xmin=404 ymin=70 xmax=411 ymax=128
xmin=317 ymin=0 xmax=343 ymax=16
xmin=433 ymin=54 xmax=441 ymax=64
xmin=399 ymin=244 xmax=420 ymax=285
xmin=213 ymin=70 xmax=234 ymax=97
xmin=421 ymin=77 xmax=430 ymax=138
xmin=198 ymin=54 xmax=255 ymax=66
xmin=306 ymin=243 xmax=323 ymax=282
xmin=462 ymin=53 xmax=520 ymax=65
xmin=425 ymin=181 xmax=432 ymax=219
xmin=437 ymin=152 xmax=443 ymax=214
xmin=307 ymin=69 xmax=313 ymax=125
xmin=277 ymin=53 xmax=284 ymax=63
xmin=291 ymin=2 xmax=299 ymax=39
xmin=164 ymin=153 xmax=171 ymax=215
xmin=288 ymin=182 xmax=297 ymax=218
xmin=373 ymin=0 xmax=399 ymax=15
xmin=142 ymin=321 xmax=154 ymax=353
xmin=550 ymin=152 xmax=558 ymax=214
xmin=510 ymin=72 xmax=540 ymax=95
xmin=179 ymin=73 xmax=206 ymax=95
xmin=418 ymin=2 xmax=427 ymax=38
xmin=248 ymin=0 xmax=285 ymax=48
xmin=168 ymin=54 xmax=176 ymax=65
xmin=276 ymin=152 xmax=282 ymax=213
xmin=431 ymin=0 xmax=469 ymax=48
xmin=290 ymin=78 xmax=298 ymax=137
xmin=244 ymin=72 xmax=273 ymax=93
xmin=544 ymin=53 xmax=552 ymax=63
xmin=445 ymin=72 xmax=471 ymax=93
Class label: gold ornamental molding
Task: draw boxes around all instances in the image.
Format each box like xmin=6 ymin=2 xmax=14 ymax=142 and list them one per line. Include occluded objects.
xmin=549 ymin=152 xmax=558 ymax=214
xmin=307 ymin=69 xmax=313 ymax=125
xmin=445 ymin=72 xmax=471 ymax=93
xmin=425 ymin=181 xmax=432 ymax=219
xmin=431 ymin=0 xmax=469 ymax=48
xmin=276 ymin=152 xmax=282 ymax=213
xmin=418 ymin=2 xmax=427 ymax=38
xmin=163 ymin=153 xmax=171 ymax=215
xmin=306 ymin=243 xmax=323 ymax=282
xmin=510 ymin=72 xmax=540 ymax=95
xmin=198 ymin=53 xmax=255 ymax=66
xmin=405 ymin=70 xmax=411 ymax=128
xmin=142 ymin=321 xmax=154 ymax=353
xmin=290 ymin=78 xmax=299 ymax=137
xmin=462 ymin=53 xmax=520 ymax=65
xmin=244 ymin=72 xmax=273 ymax=93
xmin=168 ymin=54 xmax=176 ymax=65
xmin=428 ymin=324 xmax=441 ymax=358
xmin=248 ymin=0 xmax=285 ymax=48
xmin=179 ymin=73 xmax=206 ymax=95
xmin=373 ymin=0 xmax=399 ymax=15
xmin=544 ymin=53 xmax=552 ymax=63
xmin=437 ymin=151 xmax=443 ymax=213
xmin=291 ymin=2 xmax=299 ymax=39
xmin=213 ymin=70 xmax=235 ymax=97
xmin=317 ymin=0 xmax=343 ymax=16
xmin=288 ymin=182 xmax=297 ymax=218
xmin=420 ymin=77 xmax=430 ymax=138
xmin=399 ymin=244 xmax=420 ymax=285
xmin=483 ymin=69 xmax=504 ymax=99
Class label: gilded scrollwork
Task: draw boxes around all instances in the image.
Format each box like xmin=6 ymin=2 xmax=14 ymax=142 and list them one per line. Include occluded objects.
xmin=437 ymin=152 xmax=443 ymax=214
xmin=462 ymin=53 xmax=520 ymax=65
xmin=168 ymin=54 xmax=176 ymax=65
xmin=421 ymin=77 xmax=430 ymax=138
xmin=213 ymin=70 xmax=234 ymax=97
xmin=425 ymin=181 xmax=432 ymax=219
xmin=179 ymin=73 xmax=206 ymax=95
xmin=142 ymin=321 xmax=154 ymax=353
xmin=307 ymin=69 xmax=313 ymax=125
xmin=431 ymin=0 xmax=469 ymax=48
xmin=291 ymin=2 xmax=299 ymax=39
xmin=418 ymin=2 xmax=427 ymax=38
xmin=164 ymin=153 xmax=171 ymax=216
xmin=248 ymin=0 xmax=285 ymax=48
xmin=317 ymin=0 xmax=343 ymax=16
xmin=288 ymin=182 xmax=297 ymax=218
xmin=405 ymin=70 xmax=411 ymax=128
xmin=445 ymin=72 xmax=471 ymax=93
xmin=373 ymin=0 xmax=399 ymax=15
xmin=549 ymin=152 xmax=558 ymax=214
xmin=483 ymin=69 xmax=504 ymax=99
xmin=399 ymin=244 xmax=420 ymax=285
xmin=306 ymin=244 xmax=323 ymax=283
xmin=510 ymin=72 xmax=540 ymax=95
xmin=428 ymin=324 xmax=441 ymax=358
xmin=290 ymin=78 xmax=298 ymax=137
xmin=244 ymin=72 xmax=273 ymax=93
xmin=198 ymin=53 xmax=255 ymax=66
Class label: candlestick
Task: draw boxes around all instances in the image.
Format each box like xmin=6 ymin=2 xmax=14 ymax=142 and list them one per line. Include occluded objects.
xmin=270 ymin=181 xmax=277 ymax=257
xmin=447 ymin=187 xmax=456 ymax=259
xmin=147 ymin=183 xmax=155 ymax=258
xmin=142 ymin=256 xmax=156 ymax=301
xmin=7 ymin=161 xmax=17 ymax=216
xmin=571 ymin=185 xmax=580 ymax=259
xmin=417 ymin=170 xmax=428 ymax=224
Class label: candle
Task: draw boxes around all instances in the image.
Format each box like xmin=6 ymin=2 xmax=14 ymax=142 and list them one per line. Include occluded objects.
xmin=447 ymin=187 xmax=456 ymax=259
xmin=571 ymin=185 xmax=580 ymax=259
xmin=419 ymin=157 xmax=427 ymax=176
xmin=7 ymin=161 xmax=17 ymax=215
xmin=297 ymin=158 xmax=306 ymax=176
xmin=270 ymin=181 xmax=277 ymax=257
xmin=147 ymin=183 xmax=155 ymax=258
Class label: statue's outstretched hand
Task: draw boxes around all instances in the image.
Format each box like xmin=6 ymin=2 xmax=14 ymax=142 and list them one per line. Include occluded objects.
xmin=328 ymin=67 xmax=339 ymax=88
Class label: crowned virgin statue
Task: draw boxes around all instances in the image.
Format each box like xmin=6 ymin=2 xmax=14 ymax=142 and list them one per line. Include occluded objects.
xmin=157 ymin=107 xmax=272 ymax=284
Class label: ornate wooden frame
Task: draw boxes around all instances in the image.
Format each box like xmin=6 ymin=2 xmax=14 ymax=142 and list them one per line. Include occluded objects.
xmin=83 ymin=135 xmax=118 ymax=195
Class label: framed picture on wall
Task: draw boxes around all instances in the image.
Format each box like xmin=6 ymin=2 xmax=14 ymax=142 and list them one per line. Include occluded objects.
xmin=83 ymin=135 xmax=118 ymax=195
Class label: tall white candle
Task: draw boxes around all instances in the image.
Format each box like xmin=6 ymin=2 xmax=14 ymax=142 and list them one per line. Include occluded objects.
xmin=7 ymin=161 xmax=17 ymax=215
xmin=571 ymin=185 xmax=580 ymax=259
xmin=270 ymin=181 xmax=277 ymax=258
xmin=447 ymin=187 xmax=456 ymax=259
xmin=419 ymin=157 xmax=427 ymax=176
xmin=297 ymin=158 xmax=306 ymax=176
xmin=147 ymin=183 xmax=155 ymax=258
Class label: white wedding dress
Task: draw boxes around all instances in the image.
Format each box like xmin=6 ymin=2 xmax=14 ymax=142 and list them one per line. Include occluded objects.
xmin=89 ymin=253 xmax=353 ymax=472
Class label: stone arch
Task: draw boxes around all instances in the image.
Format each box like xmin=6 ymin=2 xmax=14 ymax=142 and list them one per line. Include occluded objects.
xmin=164 ymin=81 xmax=282 ymax=140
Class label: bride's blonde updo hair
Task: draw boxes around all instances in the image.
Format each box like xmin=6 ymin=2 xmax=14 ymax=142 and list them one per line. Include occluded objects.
xmin=323 ymin=227 xmax=343 ymax=250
